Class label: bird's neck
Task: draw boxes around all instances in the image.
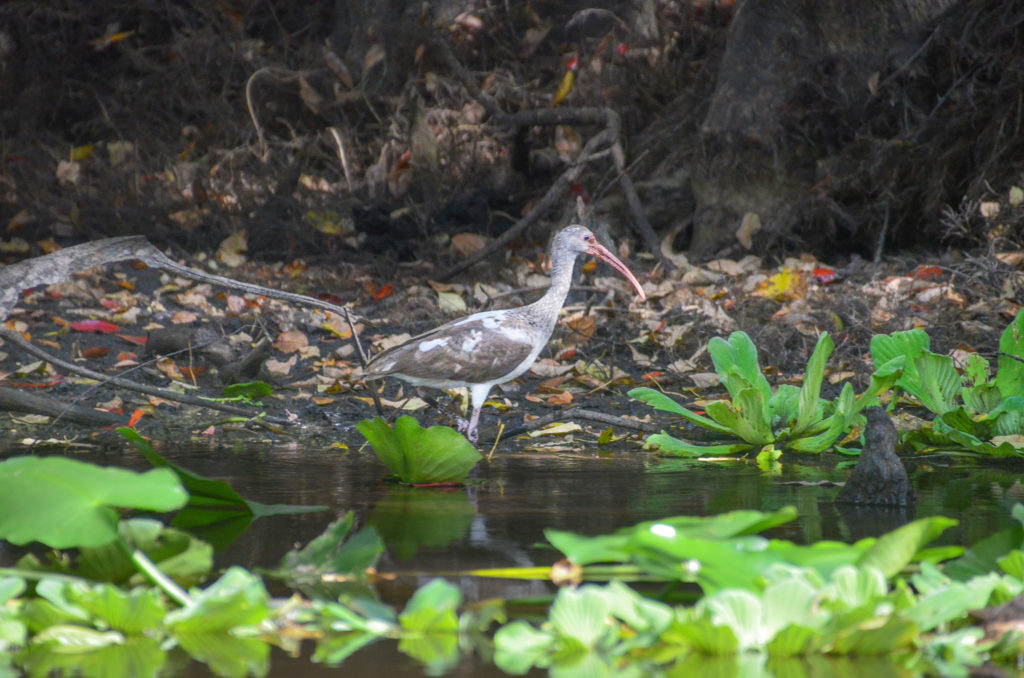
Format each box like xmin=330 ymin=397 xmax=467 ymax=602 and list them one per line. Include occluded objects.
xmin=529 ymin=249 xmax=577 ymax=328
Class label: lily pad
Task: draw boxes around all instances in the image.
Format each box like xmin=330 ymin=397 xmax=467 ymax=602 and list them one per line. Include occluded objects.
xmin=357 ymin=416 xmax=482 ymax=483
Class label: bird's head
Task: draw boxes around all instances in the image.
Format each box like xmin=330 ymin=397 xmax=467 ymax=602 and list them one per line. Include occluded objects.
xmin=556 ymin=225 xmax=646 ymax=301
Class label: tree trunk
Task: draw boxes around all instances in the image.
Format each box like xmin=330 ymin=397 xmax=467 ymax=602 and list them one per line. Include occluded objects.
xmin=688 ymin=0 xmax=957 ymax=259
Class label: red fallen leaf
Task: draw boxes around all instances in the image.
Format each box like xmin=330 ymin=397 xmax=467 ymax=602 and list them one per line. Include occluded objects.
xmin=617 ymin=42 xmax=628 ymax=57
xmin=70 ymin=320 xmax=121 ymax=334
xmin=372 ymin=283 xmax=394 ymax=301
xmin=566 ymin=55 xmax=580 ymax=71
xmin=179 ymin=365 xmax=208 ymax=379
xmin=7 ymin=377 xmax=63 ymax=389
xmin=128 ymin=410 xmax=145 ymax=427
xmin=557 ymin=348 xmax=577 ymax=360
xmin=721 ymin=298 xmax=737 ymax=310
xmin=100 ymin=299 xmax=120 ymax=310
xmin=81 ymin=346 xmax=110 ymax=359
xmin=115 ymin=351 xmax=138 ymax=362
xmin=912 ymin=265 xmax=944 ymax=280
xmin=318 ymin=292 xmax=343 ymax=304
xmin=642 ymin=371 xmax=663 ymax=380
xmin=812 ymin=267 xmax=838 ymax=284
xmin=117 ymin=334 xmax=148 ymax=346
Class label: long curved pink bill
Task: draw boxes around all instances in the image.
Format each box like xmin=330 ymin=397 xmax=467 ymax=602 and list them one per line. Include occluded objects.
xmin=587 ymin=243 xmax=646 ymax=301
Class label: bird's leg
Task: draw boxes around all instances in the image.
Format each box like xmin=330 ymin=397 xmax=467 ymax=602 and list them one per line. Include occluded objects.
xmin=461 ymin=406 xmax=482 ymax=443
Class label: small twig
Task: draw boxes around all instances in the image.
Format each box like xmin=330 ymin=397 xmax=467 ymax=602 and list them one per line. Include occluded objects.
xmin=346 ymin=306 xmax=384 ymax=418
xmin=327 ymin=126 xmax=354 ymax=192
xmin=498 ymin=407 xmax=658 ymax=439
xmin=487 ymin=422 xmax=505 ymax=460
xmin=244 ymin=66 xmax=302 ymax=162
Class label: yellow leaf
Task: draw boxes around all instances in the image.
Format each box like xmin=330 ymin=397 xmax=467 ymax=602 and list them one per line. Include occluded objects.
xmin=70 ymin=145 xmax=96 ymax=162
xmin=529 ymin=422 xmax=583 ymax=437
xmin=551 ymin=70 xmax=575 ymax=106
xmin=752 ymin=268 xmax=807 ymax=301
xmin=437 ymin=290 xmax=467 ymax=313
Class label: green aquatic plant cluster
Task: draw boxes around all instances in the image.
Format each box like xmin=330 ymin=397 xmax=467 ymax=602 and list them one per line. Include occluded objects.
xmin=629 ymin=331 xmax=902 ymax=457
xmin=633 ymin=309 xmax=1024 ymax=459
xmin=871 ymin=310 xmax=1024 ymax=457
xmin=494 ymin=506 xmax=1024 ymax=675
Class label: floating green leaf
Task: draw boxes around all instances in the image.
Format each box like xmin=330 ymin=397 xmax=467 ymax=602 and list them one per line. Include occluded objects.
xmin=0 ymin=457 xmax=187 ymax=549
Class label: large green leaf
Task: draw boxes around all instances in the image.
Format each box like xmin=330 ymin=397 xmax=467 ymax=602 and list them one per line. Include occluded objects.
xmin=548 ymin=585 xmax=613 ymax=648
xmin=870 ymin=329 xmax=930 ymax=371
xmin=493 ymin=620 xmax=555 ymax=674
xmin=399 ymin=578 xmax=460 ymax=633
xmin=0 ymin=457 xmax=187 ymax=549
xmin=856 ymin=516 xmax=957 ymax=578
xmin=165 ymin=567 xmax=269 ymax=634
xmin=706 ymin=389 xmax=773 ymax=445
xmin=64 ymin=583 xmax=167 ymax=635
xmin=357 ymin=416 xmax=482 ymax=483
xmin=628 ymin=388 xmax=734 ymax=435
xmin=997 ymin=309 xmax=1024 ymax=399
xmin=708 ymin=332 xmax=771 ymax=404
xmin=793 ymin=332 xmax=833 ymax=435
xmin=17 ymin=636 xmax=167 ymax=678
xmin=914 ymin=353 xmax=961 ymax=415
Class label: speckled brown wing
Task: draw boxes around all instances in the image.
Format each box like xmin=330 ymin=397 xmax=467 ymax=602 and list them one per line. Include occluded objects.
xmin=365 ymin=314 xmax=536 ymax=385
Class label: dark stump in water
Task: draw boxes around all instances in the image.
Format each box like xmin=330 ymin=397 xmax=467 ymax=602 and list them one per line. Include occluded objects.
xmin=836 ymin=407 xmax=913 ymax=507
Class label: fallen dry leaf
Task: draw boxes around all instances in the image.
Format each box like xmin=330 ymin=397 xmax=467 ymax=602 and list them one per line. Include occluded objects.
xmin=265 ymin=355 xmax=297 ymax=376
xmin=216 ymin=231 xmax=248 ymax=268
xmin=451 ymin=232 xmax=487 ymax=257
xmin=274 ymin=330 xmax=309 ymax=354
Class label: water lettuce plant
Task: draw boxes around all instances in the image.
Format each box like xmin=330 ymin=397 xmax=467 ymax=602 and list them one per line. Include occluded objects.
xmin=358 ymin=415 xmax=482 ymax=483
xmin=491 ymin=506 xmax=1024 ymax=675
xmin=872 ymin=309 xmax=1024 ymax=457
xmin=630 ymin=331 xmax=902 ymax=456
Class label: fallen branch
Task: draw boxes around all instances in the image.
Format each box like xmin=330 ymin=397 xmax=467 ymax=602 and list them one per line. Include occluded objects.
xmin=0 ymin=385 xmax=127 ymax=427
xmin=499 ymin=407 xmax=659 ymax=440
xmin=1 ymin=329 xmax=295 ymax=426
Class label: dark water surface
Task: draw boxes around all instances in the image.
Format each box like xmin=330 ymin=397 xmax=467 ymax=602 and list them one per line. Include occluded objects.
xmin=3 ymin=440 xmax=1023 ymax=677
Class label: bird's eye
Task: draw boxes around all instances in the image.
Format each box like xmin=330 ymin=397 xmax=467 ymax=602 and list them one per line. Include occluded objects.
xmin=583 ymin=234 xmax=591 ymax=241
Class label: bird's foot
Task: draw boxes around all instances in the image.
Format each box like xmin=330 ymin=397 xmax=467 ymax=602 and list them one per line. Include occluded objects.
xmin=455 ymin=417 xmax=479 ymax=443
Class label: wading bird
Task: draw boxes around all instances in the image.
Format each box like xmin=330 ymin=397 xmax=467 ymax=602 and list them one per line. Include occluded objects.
xmin=362 ymin=225 xmax=646 ymax=442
